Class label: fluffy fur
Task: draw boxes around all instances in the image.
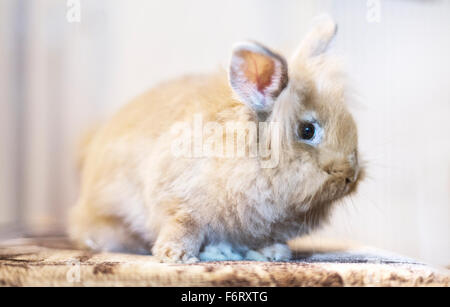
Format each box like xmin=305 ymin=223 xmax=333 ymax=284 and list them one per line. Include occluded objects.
xmin=68 ymin=15 xmax=363 ymax=263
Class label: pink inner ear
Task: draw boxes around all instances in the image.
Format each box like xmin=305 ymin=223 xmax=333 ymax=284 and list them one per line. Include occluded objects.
xmin=239 ymin=50 xmax=277 ymax=95
xmin=246 ymin=54 xmax=274 ymax=92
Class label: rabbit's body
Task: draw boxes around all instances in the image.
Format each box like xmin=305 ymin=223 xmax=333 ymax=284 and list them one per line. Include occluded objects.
xmin=69 ymin=16 xmax=362 ymax=262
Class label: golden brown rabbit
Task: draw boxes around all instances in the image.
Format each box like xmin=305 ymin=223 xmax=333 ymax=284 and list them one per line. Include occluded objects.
xmin=69 ymin=15 xmax=362 ymax=262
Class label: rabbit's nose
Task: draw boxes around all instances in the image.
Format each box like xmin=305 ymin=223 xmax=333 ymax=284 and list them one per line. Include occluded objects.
xmin=345 ymin=168 xmax=358 ymax=185
xmin=323 ymin=150 xmax=359 ymax=183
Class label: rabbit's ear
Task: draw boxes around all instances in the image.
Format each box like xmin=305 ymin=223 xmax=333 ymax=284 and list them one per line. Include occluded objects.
xmin=229 ymin=41 xmax=288 ymax=113
xmin=291 ymin=14 xmax=337 ymax=61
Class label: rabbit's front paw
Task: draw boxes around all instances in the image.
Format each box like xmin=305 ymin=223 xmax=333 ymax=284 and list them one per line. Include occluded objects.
xmin=152 ymin=242 xmax=199 ymax=263
xmin=152 ymin=212 xmax=202 ymax=263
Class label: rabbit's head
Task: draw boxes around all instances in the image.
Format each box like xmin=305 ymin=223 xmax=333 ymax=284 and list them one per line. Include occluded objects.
xmin=228 ymin=15 xmax=363 ymax=210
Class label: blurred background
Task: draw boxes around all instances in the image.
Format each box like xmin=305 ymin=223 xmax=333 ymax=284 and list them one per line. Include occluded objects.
xmin=0 ymin=0 xmax=449 ymax=266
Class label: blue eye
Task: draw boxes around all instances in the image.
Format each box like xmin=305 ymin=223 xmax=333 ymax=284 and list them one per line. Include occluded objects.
xmin=297 ymin=121 xmax=323 ymax=146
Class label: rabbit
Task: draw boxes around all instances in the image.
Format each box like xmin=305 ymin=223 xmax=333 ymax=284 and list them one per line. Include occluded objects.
xmin=68 ymin=15 xmax=363 ymax=263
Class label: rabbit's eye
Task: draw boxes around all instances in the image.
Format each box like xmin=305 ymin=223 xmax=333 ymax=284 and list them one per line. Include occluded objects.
xmin=297 ymin=120 xmax=323 ymax=146
xmin=299 ymin=122 xmax=315 ymax=140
